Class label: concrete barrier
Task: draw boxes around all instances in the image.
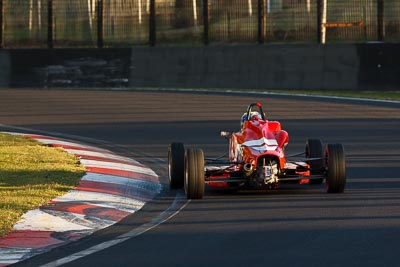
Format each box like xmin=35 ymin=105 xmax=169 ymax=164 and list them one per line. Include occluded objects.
xmin=130 ymin=45 xmax=359 ymax=90
xmin=0 ymin=50 xmax=10 ymax=88
xmin=357 ymin=43 xmax=400 ymax=90
xmin=7 ymin=49 xmax=131 ymax=88
xmin=0 ymin=44 xmax=399 ymax=90
xmin=135 ymin=43 xmax=396 ymax=90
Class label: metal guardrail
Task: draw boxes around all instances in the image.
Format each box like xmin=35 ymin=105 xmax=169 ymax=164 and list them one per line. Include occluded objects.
xmin=0 ymin=0 xmax=398 ymax=48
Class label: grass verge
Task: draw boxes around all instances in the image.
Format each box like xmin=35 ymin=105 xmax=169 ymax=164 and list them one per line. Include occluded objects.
xmin=0 ymin=133 xmax=86 ymax=237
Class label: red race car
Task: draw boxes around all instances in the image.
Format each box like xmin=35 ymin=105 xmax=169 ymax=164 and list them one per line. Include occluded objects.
xmin=168 ymin=102 xmax=346 ymax=199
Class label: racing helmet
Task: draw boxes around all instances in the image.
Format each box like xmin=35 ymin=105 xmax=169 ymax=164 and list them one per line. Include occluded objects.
xmin=241 ymin=113 xmax=247 ymax=128
xmin=241 ymin=111 xmax=262 ymax=128
xmin=250 ymin=111 xmax=262 ymax=121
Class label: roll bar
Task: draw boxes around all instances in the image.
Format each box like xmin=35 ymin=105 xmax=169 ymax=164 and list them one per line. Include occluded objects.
xmin=245 ymin=102 xmax=266 ymax=121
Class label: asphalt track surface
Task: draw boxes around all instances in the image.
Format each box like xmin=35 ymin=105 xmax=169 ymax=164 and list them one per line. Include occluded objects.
xmin=0 ymin=89 xmax=399 ymax=267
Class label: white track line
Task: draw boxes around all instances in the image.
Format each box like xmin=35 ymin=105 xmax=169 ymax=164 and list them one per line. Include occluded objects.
xmin=13 ymin=210 xmax=92 ymax=232
xmin=153 ymin=88 xmax=400 ymax=105
xmin=53 ymin=190 xmax=145 ymax=214
xmin=0 ymin=248 xmax=35 ymax=265
xmin=63 ymin=148 xmax=141 ymax=164
xmin=82 ymin=173 xmax=161 ymax=193
xmin=80 ymin=159 xmax=158 ymax=177
xmin=39 ymin=193 xmax=190 ymax=267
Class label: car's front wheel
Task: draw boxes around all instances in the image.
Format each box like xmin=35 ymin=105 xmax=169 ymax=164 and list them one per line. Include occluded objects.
xmin=325 ymin=144 xmax=346 ymax=193
xmin=184 ymin=148 xmax=205 ymax=199
xmin=168 ymin=142 xmax=185 ymax=189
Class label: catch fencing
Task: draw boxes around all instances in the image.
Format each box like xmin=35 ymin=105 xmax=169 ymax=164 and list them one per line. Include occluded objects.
xmin=0 ymin=0 xmax=399 ymax=48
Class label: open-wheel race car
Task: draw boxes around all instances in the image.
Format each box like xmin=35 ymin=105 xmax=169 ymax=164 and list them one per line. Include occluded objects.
xmin=168 ymin=102 xmax=346 ymax=199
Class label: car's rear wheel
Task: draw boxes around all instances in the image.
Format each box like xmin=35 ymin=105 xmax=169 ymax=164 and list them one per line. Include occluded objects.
xmin=168 ymin=142 xmax=185 ymax=189
xmin=306 ymin=139 xmax=324 ymax=184
xmin=184 ymin=148 xmax=205 ymax=199
xmin=325 ymin=144 xmax=346 ymax=193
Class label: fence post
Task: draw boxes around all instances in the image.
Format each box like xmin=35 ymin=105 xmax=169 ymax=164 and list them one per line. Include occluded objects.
xmin=47 ymin=0 xmax=53 ymax=48
xmin=0 ymin=0 xmax=3 ymax=48
xmin=377 ymin=0 xmax=384 ymax=41
xmin=97 ymin=0 xmax=103 ymax=48
xmin=317 ymin=0 xmax=327 ymax=44
xmin=317 ymin=0 xmax=322 ymax=44
xmin=149 ymin=0 xmax=156 ymax=46
xmin=257 ymin=0 xmax=265 ymax=44
xmin=203 ymin=0 xmax=209 ymax=45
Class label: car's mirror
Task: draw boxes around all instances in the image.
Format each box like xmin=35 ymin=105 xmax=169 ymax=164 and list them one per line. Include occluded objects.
xmin=220 ymin=131 xmax=231 ymax=138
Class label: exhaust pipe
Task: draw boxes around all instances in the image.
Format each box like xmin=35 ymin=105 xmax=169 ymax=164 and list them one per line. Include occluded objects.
xmin=243 ymin=163 xmax=254 ymax=176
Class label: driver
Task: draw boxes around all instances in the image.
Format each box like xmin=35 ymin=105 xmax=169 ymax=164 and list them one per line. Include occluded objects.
xmin=241 ymin=111 xmax=263 ymax=128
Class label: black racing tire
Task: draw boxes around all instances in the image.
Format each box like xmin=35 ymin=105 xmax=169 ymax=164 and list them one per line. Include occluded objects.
xmin=168 ymin=142 xmax=185 ymax=189
xmin=184 ymin=148 xmax=205 ymax=199
xmin=306 ymin=139 xmax=324 ymax=184
xmin=325 ymin=144 xmax=346 ymax=193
